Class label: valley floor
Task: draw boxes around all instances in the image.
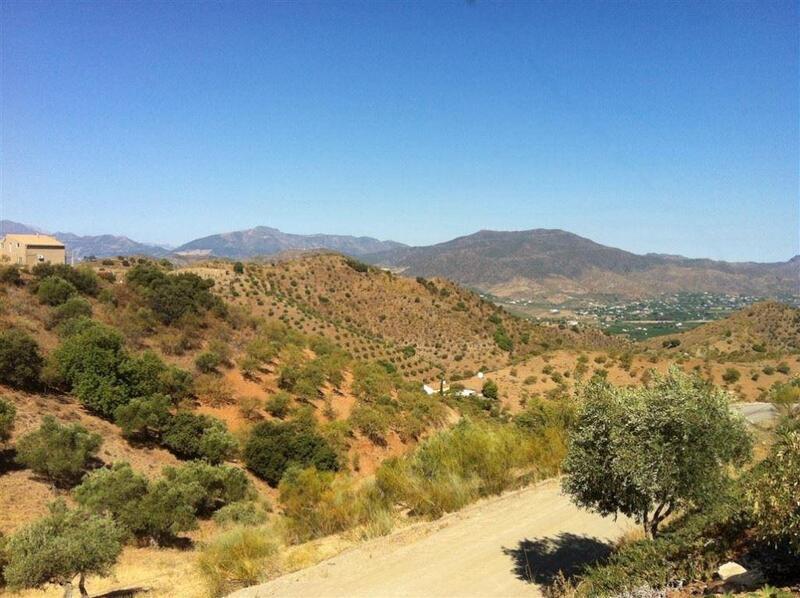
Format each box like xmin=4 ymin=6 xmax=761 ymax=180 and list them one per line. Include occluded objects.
xmin=230 ymin=479 xmax=633 ymax=598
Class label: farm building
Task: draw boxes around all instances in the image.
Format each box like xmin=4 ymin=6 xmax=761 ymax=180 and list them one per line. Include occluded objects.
xmin=0 ymin=234 xmax=66 ymax=267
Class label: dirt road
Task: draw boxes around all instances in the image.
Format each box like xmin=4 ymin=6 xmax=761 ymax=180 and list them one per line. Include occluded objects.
xmin=230 ymin=480 xmax=633 ymax=598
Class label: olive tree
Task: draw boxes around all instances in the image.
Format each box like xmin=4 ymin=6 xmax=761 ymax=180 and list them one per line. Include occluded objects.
xmin=4 ymin=500 xmax=123 ymax=598
xmin=15 ymin=417 xmax=102 ymax=487
xmin=562 ymin=368 xmax=752 ymax=538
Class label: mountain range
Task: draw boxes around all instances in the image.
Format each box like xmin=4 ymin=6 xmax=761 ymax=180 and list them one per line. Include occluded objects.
xmin=2 ymin=220 xmax=796 ymax=300
xmin=363 ymin=229 xmax=799 ymax=299
xmin=172 ymin=225 xmax=405 ymax=258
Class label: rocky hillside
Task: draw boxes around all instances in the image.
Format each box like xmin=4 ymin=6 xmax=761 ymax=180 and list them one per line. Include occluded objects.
xmin=364 ymin=229 xmax=799 ymax=301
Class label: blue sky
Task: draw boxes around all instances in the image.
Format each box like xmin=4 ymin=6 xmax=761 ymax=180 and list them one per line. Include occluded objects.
xmin=1 ymin=1 xmax=797 ymax=261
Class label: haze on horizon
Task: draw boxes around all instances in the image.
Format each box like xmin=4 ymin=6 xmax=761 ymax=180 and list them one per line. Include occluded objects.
xmin=1 ymin=1 xmax=798 ymax=262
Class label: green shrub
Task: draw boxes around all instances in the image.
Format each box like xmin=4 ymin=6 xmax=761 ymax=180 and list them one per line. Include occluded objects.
xmin=36 ymin=276 xmax=77 ymax=306
xmin=721 ymin=367 xmax=741 ymax=384
xmin=73 ymin=463 xmax=149 ymax=536
xmin=4 ymin=501 xmax=123 ymax=597
xmin=0 ymin=264 xmax=21 ymax=285
xmin=163 ymin=461 xmax=252 ymax=515
xmin=233 ymin=262 xmax=244 ymax=274
xmin=0 ymin=329 xmax=43 ymax=390
xmin=481 ymin=379 xmax=499 ymax=400
xmin=212 ymin=501 xmax=268 ymax=527
xmin=135 ymin=477 xmax=203 ymax=544
xmin=763 ymin=365 xmax=776 ymax=375
xmin=32 ymin=264 xmax=99 ymax=296
xmin=747 ymin=429 xmax=800 ymax=555
xmin=195 ymin=351 xmax=222 ymax=373
xmin=0 ymin=397 xmax=16 ymax=444
xmin=350 ymin=403 xmax=391 ymax=444
xmin=279 ymin=466 xmax=362 ymax=543
xmin=493 ymin=326 xmax=513 ymax=352
xmin=244 ymin=420 xmax=338 ymax=486
xmin=197 ymin=526 xmax=279 ymax=597
xmin=265 ymin=391 xmax=292 ymax=418
xmin=54 ymin=322 xmax=189 ymax=419
xmin=47 ymin=296 xmax=92 ymax=330
xmin=15 ymin=416 xmax=102 ymax=487
xmin=127 ymin=264 xmax=224 ymax=325
xmin=776 ymin=362 xmax=791 ymax=375
xmin=114 ymin=394 xmax=173 ymax=440
xmin=351 ymin=362 xmax=396 ymax=401
xmin=162 ymin=412 xmax=237 ymax=464
xmin=376 ymin=419 xmax=554 ymax=518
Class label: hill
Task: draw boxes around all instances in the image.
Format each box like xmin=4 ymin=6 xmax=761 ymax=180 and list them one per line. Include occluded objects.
xmin=364 ymin=229 xmax=799 ymax=301
xmin=182 ymin=253 xmax=622 ymax=381
xmin=650 ymin=300 xmax=800 ymax=358
xmin=174 ymin=226 xmax=406 ymax=258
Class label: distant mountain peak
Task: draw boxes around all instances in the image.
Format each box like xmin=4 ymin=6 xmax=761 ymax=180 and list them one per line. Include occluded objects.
xmin=174 ymin=226 xmax=406 ymax=259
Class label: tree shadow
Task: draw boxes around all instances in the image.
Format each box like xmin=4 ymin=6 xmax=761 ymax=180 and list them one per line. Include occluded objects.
xmin=95 ymin=587 xmax=151 ymax=597
xmin=503 ymin=532 xmax=613 ymax=586
xmin=0 ymin=447 xmax=23 ymax=476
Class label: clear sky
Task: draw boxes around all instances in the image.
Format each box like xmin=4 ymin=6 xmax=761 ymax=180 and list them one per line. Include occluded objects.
xmin=1 ymin=1 xmax=797 ymax=261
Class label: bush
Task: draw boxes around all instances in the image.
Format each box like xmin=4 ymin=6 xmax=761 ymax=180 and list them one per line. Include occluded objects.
xmin=721 ymin=367 xmax=741 ymax=384
xmin=4 ymin=501 xmax=123 ymax=597
xmin=0 ymin=397 xmax=16 ymax=444
xmin=747 ymin=429 xmax=800 ymax=555
xmin=16 ymin=416 xmax=102 ymax=487
xmin=196 ymin=351 xmax=222 ymax=373
xmin=0 ymin=264 xmax=21 ymax=285
xmin=763 ymin=365 xmax=776 ymax=375
xmin=47 ymin=296 xmax=92 ymax=330
xmin=776 ymin=362 xmax=791 ymax=375
xmin=481 ymin=379 xmax=499 ymax=400
xmin=350 ymin=403 xmax=391 ymax=444
xmin=233 ymin=262 xmax=244 ymax=274
xmin=376 ymin=419 xmax=554 ymax=518
xmin=562 ymin=368 xmax=752 ymax=538
xmin=265 ymin=391 xmax=292 ymax=418
xmin=114 ymin=394 xmax=172 ymax=440
xmin=162 ymin=461 xmax=252 ymax=515
xmin=36 ymin=276 xmax=77 ymax=306
xmin=493 ymin=326 xmax=513 ymax=352
xmin=197 ymin=526 xmax=279 ymax=597
xmin=32 ymin=264 xmax=99 ymax=296
xmin=279 ymin=466 xmax=362 ymax=542
xmin=162 ymin=412 xmax=237 ymax=464
xmin=135 ymin=477 xmax=203 ymax=544
xmin=0 ymin=329 xmax=43 ymax=390
xmin=212 ymin=501 xmax=268 ymax=527
xmin=244 ymin=420 xmax=338 ymax=486
xmin=54 ymin=322 xmax=189 ymax=419
xmin=127 ymin=264 xmax=224 ymax=325
xmin=73 ymin=463 xmax=149 ymax=537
